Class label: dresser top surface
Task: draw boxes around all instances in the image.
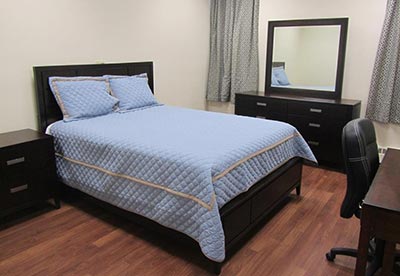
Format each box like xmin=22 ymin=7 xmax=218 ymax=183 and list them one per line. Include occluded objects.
xmin=236 ymin=91 xmax=361 ymax=106
xmin=0 ymin=129 xmax=50 ymax=149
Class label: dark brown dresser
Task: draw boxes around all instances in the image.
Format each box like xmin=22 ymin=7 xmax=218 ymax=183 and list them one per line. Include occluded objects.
xmin=235 ymin=91 xmax=361 ymax=170
xmin=0 ymin=129 xmax=59 ymax=217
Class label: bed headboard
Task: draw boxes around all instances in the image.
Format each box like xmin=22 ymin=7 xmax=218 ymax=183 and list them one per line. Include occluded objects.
xmin=34 ymin=61 xmax=154 ymax=133
xmin=272 ymin=62 xmax=285 ymax=68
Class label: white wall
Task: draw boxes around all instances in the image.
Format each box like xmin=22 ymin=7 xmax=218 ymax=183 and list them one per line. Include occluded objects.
xmin=0 ymin=0 xmax=210 ymax=133
xmin=208 ymin=0 xmax=400 ymax=148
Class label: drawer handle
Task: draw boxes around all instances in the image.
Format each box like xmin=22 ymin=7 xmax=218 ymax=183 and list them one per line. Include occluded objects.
xmin=310 ymin=108 xmax=322 ymax=113
xmin=308 ymin=141 xmax=320 ymax=146
xmin=6 ymin=157 xmax=25 ymax=166
xmin=256 ymin=115 xmax=266 ymax=119
xmin=10 ymin=184 xmax=29 ymax=194
xmin=256 ymin=102 xmax=267 ymax=107
xmin=308 ymin=123 xmax=321 ymax=128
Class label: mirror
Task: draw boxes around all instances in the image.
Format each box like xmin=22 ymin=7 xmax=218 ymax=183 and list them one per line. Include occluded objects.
xmin=265 ymin=18 xmax=348 ymax=99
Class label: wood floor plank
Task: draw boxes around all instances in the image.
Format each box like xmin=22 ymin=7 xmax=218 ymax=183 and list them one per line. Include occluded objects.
xmin=0 ymin=165 xmax=361 ymax=275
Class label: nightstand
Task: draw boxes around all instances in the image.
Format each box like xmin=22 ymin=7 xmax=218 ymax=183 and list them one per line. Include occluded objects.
xmin=0 ymin=129 xmax=59 ymax=217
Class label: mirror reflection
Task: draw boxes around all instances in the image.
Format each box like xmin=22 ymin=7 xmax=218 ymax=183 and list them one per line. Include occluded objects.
xmin=272 ymin=25 xmax=340 ymax=92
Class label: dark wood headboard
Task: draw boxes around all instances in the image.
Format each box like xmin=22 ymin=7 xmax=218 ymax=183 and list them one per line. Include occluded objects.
xmin=272 ymin=62 xmax=285 ymax=68
xmin=34 ymin=62 xmax=154 ymax=133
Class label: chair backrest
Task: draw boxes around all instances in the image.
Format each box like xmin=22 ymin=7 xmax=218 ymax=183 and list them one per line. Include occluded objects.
xmin=341 ymin=118 xmax=379 ymax=218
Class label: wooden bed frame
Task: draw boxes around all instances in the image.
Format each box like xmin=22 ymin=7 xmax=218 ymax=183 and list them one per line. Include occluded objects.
xmin=33 ymin=62 xmax=303 ymax=274
xmin=272 ymin=61 xmax=285 ymax=68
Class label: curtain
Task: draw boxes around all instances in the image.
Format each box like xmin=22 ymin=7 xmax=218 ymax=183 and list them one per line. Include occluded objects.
xmin=206 ymin=0 xmax=259 ymax=103
xmin=366 ymin=0 xmax=400 ymax=124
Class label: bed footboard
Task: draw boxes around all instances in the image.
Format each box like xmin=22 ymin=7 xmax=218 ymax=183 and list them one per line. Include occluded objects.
xmin=215 ymin=157 xmax=303 ymax=272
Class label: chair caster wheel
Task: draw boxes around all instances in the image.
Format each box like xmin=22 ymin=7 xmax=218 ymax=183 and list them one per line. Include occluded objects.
xmin=326 ymin=252 xmax=335 ymax=262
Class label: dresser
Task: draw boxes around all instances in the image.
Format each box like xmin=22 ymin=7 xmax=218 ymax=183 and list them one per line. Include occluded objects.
xmin=235 ymin=91 xmax=361 ymax=170
xmin=0 ymin=129 xmax=59 ymax=217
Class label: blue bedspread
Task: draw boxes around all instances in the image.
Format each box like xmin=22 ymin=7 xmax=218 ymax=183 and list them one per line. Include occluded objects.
xmin=49 ymin=105 xmax=316 ymax=262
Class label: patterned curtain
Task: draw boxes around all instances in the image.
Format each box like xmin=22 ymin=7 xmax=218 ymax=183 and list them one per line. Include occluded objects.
xmin=366 ymin=0 xmax=400 ymax=124
xmin=206 ymin=0 xmax=259 ymax=103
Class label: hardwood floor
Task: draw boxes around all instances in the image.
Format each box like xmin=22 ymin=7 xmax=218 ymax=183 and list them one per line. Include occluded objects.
xmin=0 ymin=165 xmax=360 ymax=276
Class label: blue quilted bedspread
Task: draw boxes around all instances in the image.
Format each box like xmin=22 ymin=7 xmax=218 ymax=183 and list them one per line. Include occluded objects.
xmin=48 ymin=105 xmax=316 ymax=262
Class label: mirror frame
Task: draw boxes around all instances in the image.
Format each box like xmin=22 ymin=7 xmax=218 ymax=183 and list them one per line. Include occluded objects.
xmin=265 ymin=18 xmax=348 ymax=99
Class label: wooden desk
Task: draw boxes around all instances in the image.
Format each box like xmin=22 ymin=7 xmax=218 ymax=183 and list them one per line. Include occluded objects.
xmin=355 ymin=148 xmax=400 ymax=275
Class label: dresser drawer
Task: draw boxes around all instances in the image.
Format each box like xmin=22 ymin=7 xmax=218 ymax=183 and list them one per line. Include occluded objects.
xmin=235 ymin=97 xmax=258 ymax=117
xmin=257 ymin=112 xmax=287 ymax=122
xmin=288 ymin=102 xmax=348 ymax=120
xmin=288 ymin=115 xmax=346 ymax=141
xmin=236 ymin=96 xmax=287 ymax=121
xmin=306 ymin=139 xmax=343 ymax=165
xmin=252 ymin=98 xmax=287 ymax=114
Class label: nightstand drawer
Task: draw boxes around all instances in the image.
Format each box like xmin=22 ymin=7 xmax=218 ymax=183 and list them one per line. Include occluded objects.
xmin=288 ymin=102 xmax=348 ymax=120
xmin=2 ymin=183 xmax=31 ymax=207
xmin=0 ymin=139 xmax=54 ymax=170
xmin=0 ymin=169 xmax=56 ymax=213
xmin=3 ymin=166 xmax=29 ymax=189
xmin=0 ymin=129 xmax=59 ymax=217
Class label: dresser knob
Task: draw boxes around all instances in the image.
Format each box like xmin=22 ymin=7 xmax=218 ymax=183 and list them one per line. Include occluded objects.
xmin=6 ymin=157 xmax=25 ymax=166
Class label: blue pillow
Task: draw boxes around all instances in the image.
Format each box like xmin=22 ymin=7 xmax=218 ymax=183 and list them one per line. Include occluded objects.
xmin=49 ymin=76 xmax=119 ymax=121
xmin=105 ymin=74 xmax=158 ymax=111
xmin=272 ymin=67 xmax=290 ymax=85
xmin=271 ymin=72 xmax=279 ymax=86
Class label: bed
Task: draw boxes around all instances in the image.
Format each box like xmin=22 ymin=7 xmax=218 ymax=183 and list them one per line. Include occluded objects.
xmin=34 ymin=62 xmax=316 ymax=274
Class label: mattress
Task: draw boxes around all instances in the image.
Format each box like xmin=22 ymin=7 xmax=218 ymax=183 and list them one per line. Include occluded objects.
xmin=48 ymin=105 xmax=316 ymax=262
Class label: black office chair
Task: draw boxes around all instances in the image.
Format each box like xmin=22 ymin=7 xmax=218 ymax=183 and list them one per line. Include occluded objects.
xmin=326 ymin=118 xmax=379 ymax=261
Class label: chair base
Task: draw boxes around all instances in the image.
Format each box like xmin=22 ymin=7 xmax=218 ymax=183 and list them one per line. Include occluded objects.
xmin=326 ymin=247 xmax=358 ymax=261
xmin=326 ymin=241 xmax=400 ymax=275
xmin=326 ymin=247 xmax=378 ymax=276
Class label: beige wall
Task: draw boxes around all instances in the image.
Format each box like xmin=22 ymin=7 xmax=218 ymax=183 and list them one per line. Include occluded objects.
xmin=0 ymin=0 xmax=210 ymax=133
xmin=273 ymin=26 xmax=339 ymax=86
xmin=208 ymin=0 xmax=400 ymax=149
xmin=1 ymin=0 xmax=399 ymax=148
xmin=295 ymin=26 xmax=339 ymax=86
xmin=273 ymin=27 xmax=301 ymax=83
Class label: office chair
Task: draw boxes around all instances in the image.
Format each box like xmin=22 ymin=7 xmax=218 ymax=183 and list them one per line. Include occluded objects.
xmin=326 ymin=118 xmax=379 ymax=262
